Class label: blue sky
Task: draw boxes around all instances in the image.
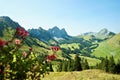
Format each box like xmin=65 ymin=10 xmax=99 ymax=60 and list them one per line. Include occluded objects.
xmin=0 ymin=0 xmax=120 ymax=36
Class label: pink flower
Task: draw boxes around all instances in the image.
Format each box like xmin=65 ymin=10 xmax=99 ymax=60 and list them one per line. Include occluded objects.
xmin=22 ymin=51 xmax=27 ymax=57
xmin=46 ymin=55 xmax=51 ymax=60
xmin=23 ymin=31 xmax=29 ymax=38
xmin=16 ymin=27 xmax=29 ymax=38
xmin=46 ymin=54 xmax=56 ymax=62
xmin=51 ymin=46 xmax=60 ymax=51
xmin=15 ymin=39 xmax=21 ymax=45
xmin=19 ymin=28 xmax=25 ymax=36
xmin=46 ymin=59 xmax=51 ymax=62
xmin=16 ymin=27 xmax=23 ymax=36
xmin=16 ymin=27 xmax=21 ymax=32
xmin=0 ymin=39 xmax=6 ymax=47
xmin=29 ymin=48 xmax=32 ymax=52
xmin=50 ymin=54 xmax=56 ymax=60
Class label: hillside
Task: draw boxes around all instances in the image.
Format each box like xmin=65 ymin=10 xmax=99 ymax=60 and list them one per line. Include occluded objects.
xmin=0 ymin=15 xmax=120 ymax=80
xmin=91 ymin=33 xmax=120 ymax=61
xmin=41 ymin=69 xmax=120 ymax=80
xmin=0 ymin=16 xmax=120 ymax=67
xmin=0 ymin=16 xmax=19 ymax=37
xmin=0 ymin=16 xmax=50 ymax=55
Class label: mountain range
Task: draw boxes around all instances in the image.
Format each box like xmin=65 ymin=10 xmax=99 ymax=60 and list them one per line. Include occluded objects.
xmin=28 ymin=26 xmax=71 ymax=43
xmin=0 ymin=16 xmax=120 ymax=65
xmin=0 ymin=16 xmax=115 ymax=43
xmin=28 ymin=25 xmax=116 ymax=43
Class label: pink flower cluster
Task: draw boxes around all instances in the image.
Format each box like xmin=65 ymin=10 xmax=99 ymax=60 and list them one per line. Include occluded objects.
xmin=51 ymin=46 xmax=60 ymax=51
xmin=16 ymin=27 xmax=29 ymax=38
xmin=0 ymin=27 xmax=29 ymax=48
xmin=46 ymin=54 xmax=56 ymax=62
xmin=0 ymin=39 xmax=6 ymax=48
xmin=46 ymin=46 xmax=60 ymax=62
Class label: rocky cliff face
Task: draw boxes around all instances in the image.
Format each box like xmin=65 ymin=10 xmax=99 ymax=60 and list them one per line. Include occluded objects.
xmin=28 ymin=26 xmax=71 ymax=42
xmin=48 ymin=26 xmax=70 ymax=38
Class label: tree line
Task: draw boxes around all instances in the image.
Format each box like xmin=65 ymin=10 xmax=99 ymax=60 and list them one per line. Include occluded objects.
xmin=47 ymin=54 xmax=89 ymax=72
xmin=46 ymin=54 xmax=120 ymax=74
xmin=96 ymin=56 xmax=120 ymax=74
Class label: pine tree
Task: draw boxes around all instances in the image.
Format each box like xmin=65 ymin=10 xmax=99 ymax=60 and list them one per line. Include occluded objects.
xmin=74 ymin=54 xmax=82 ymax=71
xmin=102 ymin=57 xmax=109 ymax=72
xmin=58 ymin=62 xmax=62 ymax=72
xmin=108 ymin=56 xmax=116 ymax=73
xmin=115 ymin=59 xmax=120 ymax=74
xmin=96 ymin=63 xmax=100 ymax=69
xmin=67 ymin=60 xmax=72 ymax=71
xmin=62 ymin=60 xmax=67 ymax=71
xmin=69 ymin=60 xmax=75 ymax=71
xmin=83 ymin=59 xmax=89 ymax=70
xmin=48 ymin=62 xmax=53 ymax=71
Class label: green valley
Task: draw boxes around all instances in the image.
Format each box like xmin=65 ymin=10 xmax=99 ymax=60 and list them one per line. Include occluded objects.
xmin=0 ymin=16 xmax=120 ymax=80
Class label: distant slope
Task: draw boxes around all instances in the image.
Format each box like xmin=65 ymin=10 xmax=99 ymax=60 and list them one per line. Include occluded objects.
xmin=95 ymin=28 xmax=115 ymax=40
xmin=77 ymin=28 xmax=115 ymax=41
xmin=41 ymin=69 xmax=120 ymax=80
xmin=91 ymin=33 xmax=120 ymax=61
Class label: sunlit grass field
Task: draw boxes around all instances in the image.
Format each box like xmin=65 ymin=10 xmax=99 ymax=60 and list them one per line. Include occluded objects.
xmin=41 ymin=69 xmax=120 ymax=80
xmin=92 ymin=33 xmax=120 ymax=62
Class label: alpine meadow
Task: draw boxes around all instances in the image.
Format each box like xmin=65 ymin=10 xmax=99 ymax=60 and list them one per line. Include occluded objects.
xmin=0 ymin=0 xmax=120 ymax=80
xmin=0 ymin=16 xmax=120 ymax=80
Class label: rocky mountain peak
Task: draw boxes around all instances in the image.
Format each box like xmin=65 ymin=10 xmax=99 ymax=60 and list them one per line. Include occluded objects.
xmin=98 ymin=28 xmax=109 ymax=35
xmin=52 ymin=26 xmax=60 ymax=31
xmin=48 ymin=26 xmax=70 ymax=38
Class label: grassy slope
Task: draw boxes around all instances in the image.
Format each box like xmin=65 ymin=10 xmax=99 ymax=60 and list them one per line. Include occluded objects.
xmin=70 ymin=54 xmax=100 ymax=66
xmin=91 ymin=33 xmax=120 ymax=62
xmin=80 ymin=56 xmax=101 ymax=66
xmin=60 ymin=43 xmax=80 ymax=50
xmin=0 ymin=27 xmax=50 ymax=56
xmin=41 ymin=69 xmax=120 ymax=80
